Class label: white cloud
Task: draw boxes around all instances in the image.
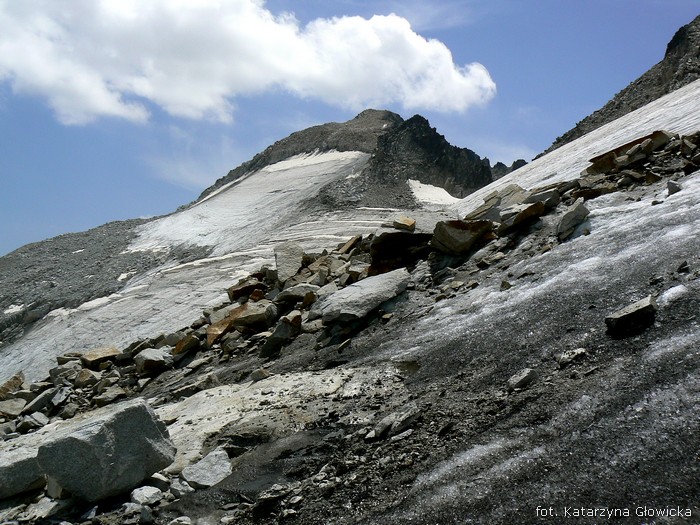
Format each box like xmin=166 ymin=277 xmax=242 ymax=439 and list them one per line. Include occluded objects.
xmin=0 ymin=0 xmax=496 ymax=125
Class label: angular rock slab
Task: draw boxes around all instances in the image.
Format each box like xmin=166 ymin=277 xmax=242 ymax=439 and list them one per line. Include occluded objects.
xmin=274 ymin=241 xmax=305 ymax=283
xmin=431 ymin=220 xmax=494 ymax=255
xmin=36 ymin=398 xmax=176 ymax=502
xmin=0 ymin=444 xmax=46 ymax=499
xmin=557 ymin=198 xmax=590 ymax=241
xmin=311 ymin=268 xmax=410 ymax=323
xmin=81 ymin=346 xmax=122 ymax=370
xmin=605 ymin=295 xmax=658 ymax=337
xmin=181 ymin=447 xmax=232 ymax=489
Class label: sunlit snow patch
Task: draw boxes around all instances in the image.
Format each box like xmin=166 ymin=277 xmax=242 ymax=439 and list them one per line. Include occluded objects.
xmin=3 ymin=304 xmax=24 ymax=315
xmin=408 ymin=179 xmax=461 ymax=209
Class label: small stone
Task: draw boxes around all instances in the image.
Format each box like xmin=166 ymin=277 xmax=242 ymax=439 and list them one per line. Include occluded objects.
xmin=181 ymin=447 xmax=232 ymax=489
xmin=0 ymin=372 xmax=25 ymax=401
xmin=173 ymin=334 xmax=200 ymax=358
xmin=250 ymin=368 xmax=271 ymax=382
xmin=276 ymin=283 xmax=320 ymax=302
xmin=392 ymin=216 xmax=416 ymax=232
xmin=372 ymin=402 xmax=420 ymax=440
xmin=16 ymin=412 xmax=50 ymax=433
xmin=147 ymin=472 xmax=171 ymax=492
xmin=227 ymin=278 xmax=267 ymax=302
xmin=275 ymin=241 xmax=306 ymax=283
xmin=557 ymin=198 xmax=590 ymax=241
xmin=46 ymin=476 xmax=67 ymax=499
xmin=0 ymin=398 xmax=27 ymax=418
xmin=21 ymin=387 xmax=57 ymax=414
xmin=507 ymin=368 xmax=538 ymax=392
xmin=81 ymin=347 xmax=122 ymax=370
xmin=557 ymin=348 xmax=587 ymax=368
xmin=134 ymin=347 xmax=174 ymax=376
xmin=605 ymin=295 xmax=657 ymax=337
xmin=667 ymin=180 xmax=682 ymax=196
xmin=93 ymin=385 xmax=127 ymax=407
xmin=74 ymin=368 xmax=101 ymax=389
xmin=170 ymin=478 xmax=195 ymax=498
xmin=338 ymin=235 xmax=362 ymax=255
xmin=49 ymin=361 xmax=83 ymax=385
xmin=131 ymin=486 xmax=164 ymax=506
xmin=168 ymin=518 xmax=193 ymax=525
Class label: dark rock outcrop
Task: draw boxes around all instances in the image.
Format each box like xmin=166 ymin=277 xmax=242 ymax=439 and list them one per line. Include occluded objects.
xmin=365 ymin=115 xmax=493 ymax=198
xmin=544 ymin=14 xmax=700 ymax=154
xmin=316 ymin=114 xmax=497 ymax=209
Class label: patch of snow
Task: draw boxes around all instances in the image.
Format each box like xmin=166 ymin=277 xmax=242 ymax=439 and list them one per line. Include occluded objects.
xmin=408 ymin=179 xmax=461 ymax=208
xmin=117 ymin=271 xmax=136 ymax=282
xmin=658 ymin=284 xmax=690 ymax=307
xmin=71 ymin=249 xmax=84 ymax=254
xmin=3 ymin=304 xmax=24 ymax=315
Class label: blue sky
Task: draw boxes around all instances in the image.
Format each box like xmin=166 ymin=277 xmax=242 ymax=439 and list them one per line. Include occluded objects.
xmin=0 ymin=1 xmax=697 ymax=256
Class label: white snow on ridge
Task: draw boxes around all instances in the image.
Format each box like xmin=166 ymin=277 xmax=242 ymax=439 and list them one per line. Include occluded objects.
xmin=129 ymin=150 xmax=370 ymax=256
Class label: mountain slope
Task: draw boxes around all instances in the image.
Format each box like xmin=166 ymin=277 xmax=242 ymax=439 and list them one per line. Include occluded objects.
xmin=2 ymin=78 xmax=697 ymax=525
xmin=544 ymin=13 xmax=700 ymax=154
xmin=0 ymin=111 xmax=498 ymax=365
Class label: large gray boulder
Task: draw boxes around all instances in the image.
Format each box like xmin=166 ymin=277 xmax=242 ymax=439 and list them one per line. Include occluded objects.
xmin=310 ymin=268 xmax=410 ymax=323
xmin=0 ymin=445 xmax=46 ymax=499
xmin=36 ymin=398 xmax=175 ymax=502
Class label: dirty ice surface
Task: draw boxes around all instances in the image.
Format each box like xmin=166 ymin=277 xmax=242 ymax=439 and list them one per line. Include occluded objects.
xmin=364 ymin=80 xmax=700 ymax=520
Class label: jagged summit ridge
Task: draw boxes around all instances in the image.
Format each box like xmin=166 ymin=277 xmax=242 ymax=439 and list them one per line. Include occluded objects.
xmin=200 ymin=109 xmax=520 ymax=211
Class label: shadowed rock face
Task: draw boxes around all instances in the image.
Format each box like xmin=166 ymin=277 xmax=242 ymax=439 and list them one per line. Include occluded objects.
xmin=365 ymin=115 xmax=493 ymax=198
xmin=544 ymin=13 xmax=700 ymax=154
xmin=315 ymin=114 xmax=496 ymax=209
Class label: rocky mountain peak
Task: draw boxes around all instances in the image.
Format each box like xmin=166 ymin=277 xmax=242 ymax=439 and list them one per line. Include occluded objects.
xmin=543 ymin=13 xmax=700 ymax=154
xmin=312 ymin=113 xmax=497 ymax=210
xmin=366 ymin=114 xmax=493 ymax=196
xmin=197 ymin=109 xmax=403 ymax=202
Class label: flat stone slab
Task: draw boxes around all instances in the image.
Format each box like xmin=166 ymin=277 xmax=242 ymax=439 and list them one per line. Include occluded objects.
xmin=181 ymin=447 xmax=232 ymax=488
xmin=310 ymin=268 xmax=410 ymax=323
xmin=274 ymin=241 xmax=305 ymax=283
